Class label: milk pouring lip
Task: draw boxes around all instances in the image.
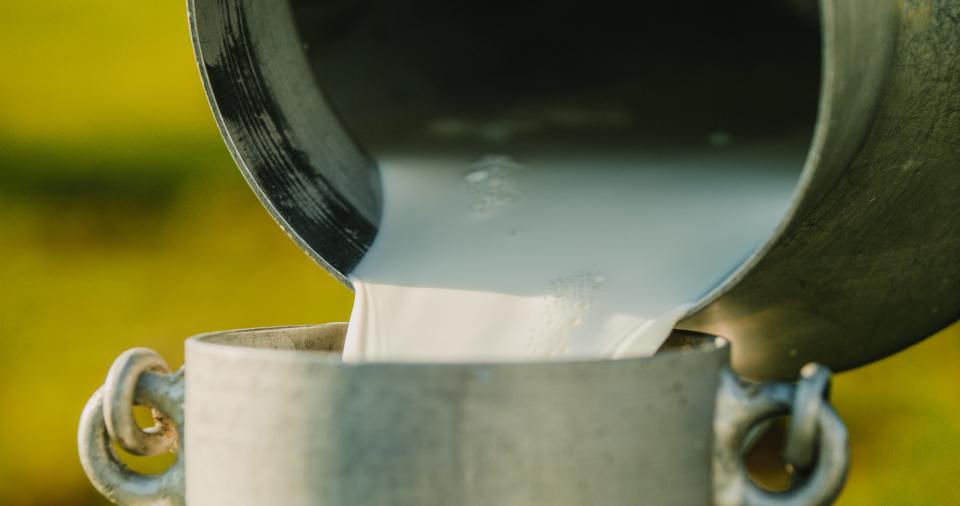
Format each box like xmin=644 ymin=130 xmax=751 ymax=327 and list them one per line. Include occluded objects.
xmin=343 ymin=138 xmax=806 ymax=362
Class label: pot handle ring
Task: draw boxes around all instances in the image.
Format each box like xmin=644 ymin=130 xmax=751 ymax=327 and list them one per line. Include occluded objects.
xmin=713 ymin=363 xmax=848 ymax=506
xmin=78 ymin=348 xmax=186 ymax=506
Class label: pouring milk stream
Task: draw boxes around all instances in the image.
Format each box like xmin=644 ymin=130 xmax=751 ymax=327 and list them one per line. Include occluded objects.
xmin=343 ymin=138 xmax=803 ymax=362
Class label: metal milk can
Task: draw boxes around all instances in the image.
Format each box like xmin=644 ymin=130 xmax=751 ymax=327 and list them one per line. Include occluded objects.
xmin=185 ymin=0 xmax=960 ymax=380
xmin=78 ymin=0 xmax=959 ymax=505
xmin=80 ymin=325 xmax=846 ymax=506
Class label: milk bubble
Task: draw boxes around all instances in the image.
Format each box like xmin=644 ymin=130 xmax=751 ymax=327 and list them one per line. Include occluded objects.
xmin=464 ymin=155 xmax=524 ymax=219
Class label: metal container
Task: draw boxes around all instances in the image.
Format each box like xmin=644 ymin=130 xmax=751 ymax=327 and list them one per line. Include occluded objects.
xmin=79 ymin=324 xmax=847 ymax=506
xmin=77 ymin=0 xmax=956 ymax=503
xmin=188 ymin=0 xmax=960 ymax=380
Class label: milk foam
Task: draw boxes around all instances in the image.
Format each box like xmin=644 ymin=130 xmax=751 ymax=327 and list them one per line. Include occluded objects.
xmin=343 ymin=141 xmax=803 ymax=362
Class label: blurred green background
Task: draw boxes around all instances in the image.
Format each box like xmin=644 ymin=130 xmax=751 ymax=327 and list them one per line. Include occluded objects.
xmin=0 ymin=2 xmax=956 ymax=505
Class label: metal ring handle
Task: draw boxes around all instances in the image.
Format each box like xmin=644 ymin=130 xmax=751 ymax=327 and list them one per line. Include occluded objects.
xmin=713 ymin=366 xmax=848 ymax=506
xmin=104 ymin=348 xmax=178 ymax=456
xmin=78 ymin=350 xmax=186 ymax=506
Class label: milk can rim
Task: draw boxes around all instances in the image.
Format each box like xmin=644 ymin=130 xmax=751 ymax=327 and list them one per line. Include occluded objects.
xmin=184 ymin=323 xmax=728 ymax=367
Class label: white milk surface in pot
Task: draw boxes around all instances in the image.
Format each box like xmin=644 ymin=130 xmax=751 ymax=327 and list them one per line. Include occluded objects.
xmin=343 ymin=139 xmax=804 ymax=362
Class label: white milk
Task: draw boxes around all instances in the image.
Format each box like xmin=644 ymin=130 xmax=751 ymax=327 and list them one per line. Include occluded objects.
xmin=343 ymin=139 xmax=803 ymax=362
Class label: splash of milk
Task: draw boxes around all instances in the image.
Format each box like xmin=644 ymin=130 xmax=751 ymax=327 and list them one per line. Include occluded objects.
xmin=343 ymin=141 xmax=802 ymax=362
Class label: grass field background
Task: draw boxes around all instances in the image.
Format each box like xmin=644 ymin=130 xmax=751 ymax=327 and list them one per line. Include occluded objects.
xmin=1 ymin=2 xmax=957 ymax=504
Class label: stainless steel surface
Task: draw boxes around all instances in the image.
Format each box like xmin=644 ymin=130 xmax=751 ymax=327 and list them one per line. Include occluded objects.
xmin=681 ymin=0 xmax=960 ymax=379
xmin=189 ymin=0 xmax=960 ymax=380
xmin=79 ymin=324 xmax=847 ymax=505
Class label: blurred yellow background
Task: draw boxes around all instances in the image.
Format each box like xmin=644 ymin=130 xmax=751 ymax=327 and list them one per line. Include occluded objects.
xmin=0 ymin=2 xmax=956 ymax=505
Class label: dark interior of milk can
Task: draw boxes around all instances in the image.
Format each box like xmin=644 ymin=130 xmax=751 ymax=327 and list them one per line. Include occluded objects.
xmin=290 ymin=0 xmax=821 ymax=161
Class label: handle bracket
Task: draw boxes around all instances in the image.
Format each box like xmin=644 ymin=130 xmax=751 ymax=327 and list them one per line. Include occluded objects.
xmin=713 ymin=365 xmax=848 ymax=506
xmin=78 ymin=348 xmax=185 ymax=506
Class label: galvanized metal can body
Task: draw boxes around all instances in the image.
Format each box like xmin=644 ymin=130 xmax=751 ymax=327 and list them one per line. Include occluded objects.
xmin=184 ymin=325 xmax=723 ymax=506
